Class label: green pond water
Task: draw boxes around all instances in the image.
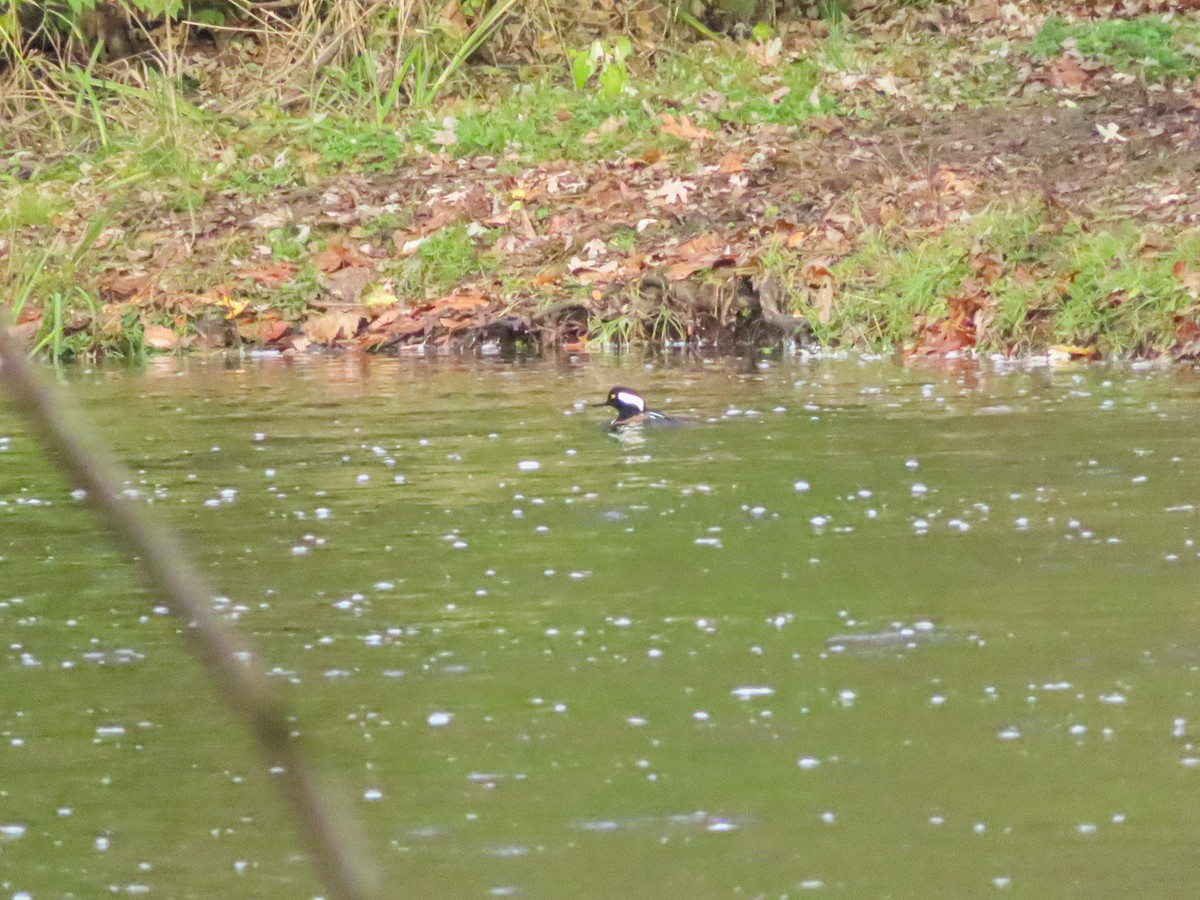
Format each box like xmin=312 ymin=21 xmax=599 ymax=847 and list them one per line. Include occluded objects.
xmin=3 ymin=353 xmax=1200 ymax=898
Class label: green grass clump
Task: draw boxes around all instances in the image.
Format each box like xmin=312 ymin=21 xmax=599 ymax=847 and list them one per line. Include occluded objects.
xmin=1031 ymin=15 xmax=1200 ymax=77
xmin=392 ymin=224 xmax=494 ymax=299
xmin=824 ymin=206 xmax=1200 ymax=355
xmin=301 ymin=122 xmax=407 ymax=172
xmin=0 ymin=186 xmax=67 ymax=230
xmin=308 ymin=46 xmax=832 ymax=166
xmin=825 ymin=228 xmax=976 ymax=347
xmin=1052 ymin=227 xmax=1200 ymax=353
xmin=692 ymin=53 xmax=827 ymax=126
xmin=817 ymin=22 xmax=860 ymax=73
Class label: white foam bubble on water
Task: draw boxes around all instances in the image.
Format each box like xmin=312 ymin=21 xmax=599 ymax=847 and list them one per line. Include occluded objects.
xmin=732 ymin=686 xmax=774 ymax=700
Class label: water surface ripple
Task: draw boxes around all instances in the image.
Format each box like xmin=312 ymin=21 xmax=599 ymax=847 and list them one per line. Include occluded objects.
xmin=2 ymin=354 xmax=1199 ymax=896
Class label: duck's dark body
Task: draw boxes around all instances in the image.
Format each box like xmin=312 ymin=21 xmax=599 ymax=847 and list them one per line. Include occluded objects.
xmin=595 ymin=386 xmax=681 ymax=429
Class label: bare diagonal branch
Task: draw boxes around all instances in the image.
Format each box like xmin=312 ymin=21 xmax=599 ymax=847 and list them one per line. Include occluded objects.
xmin=0 ymin=327 xmax=378 ymax=900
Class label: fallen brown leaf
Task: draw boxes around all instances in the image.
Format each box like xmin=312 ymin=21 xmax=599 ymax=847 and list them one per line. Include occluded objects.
xmin=383 ymin=317 xmax=426 ymax=338
xmin=936 ymin=167 xmax=976 ymax=196
xmin=803 ymin=260 xmax=836 ymax=325
xmin=966 ymin=0 xmax=998 ymax=23
xmin=1013 ymin=265 xmax=1038 ymax=287
xmin=970 ymin=252 xmax=1006 ymax=285
xmin=816 ymin=226 xmax=852 ymax=256
xmin=807 ymin=117 xmax=843 ymax=135
xmin=532 ymin=266 xmax=565 ymax=288
xmin=717 ymin=153 xmax=746 ymax=175
xmin=1175 ymin=319 xmax=1200 ymax=345
xmin=911 ymin=284 xmax=991 ymax=355
xmin=303 ymin=310 xmax=366 ymax=344
xmin=659 ymin=113 xmax=711 ymax=143
xmin=1048 ymin=344 xmax=1101 ymax=361
xmin=257 ymin=319 xmax=291 ymax=343
xmin=368 ymin=307 xmax=408 ymax=332
xmin=313 ymin=237 xmax=375 ymax=273
xmin=16 ymin=306 xmax=42 ymax=325
xmin=586 ymin=178 xmax=631 ymax=211
xmin=99 ymin=272 xmax=154 ymax=302
xmin=1047 ymin=54 xmax=1090 ymax=91
xmin=238 ymin=261 xmax=298 ymax=288
xmin=143 ymin=324 xmax=180 ymax=351
xmin=1173 ymin=260 xmax=1200 ymax=296
xmin=431 ymin=293 xmax=490 ymax=314
xmin=323 ymin=266 xmax=374 ymax=303
xmin=150 ymin=238 xmax=192 ymax=270
xmin=666 ymin=233 xmax=731 ymax=281
xmin=648 ymin=179 xmax=695 ymax=207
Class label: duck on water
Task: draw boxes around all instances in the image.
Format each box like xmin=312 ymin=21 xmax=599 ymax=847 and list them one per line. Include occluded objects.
xmin=595 ymin=387 xmax=681 ymax=429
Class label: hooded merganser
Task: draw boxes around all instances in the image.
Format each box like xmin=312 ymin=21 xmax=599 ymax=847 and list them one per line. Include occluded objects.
xmin=594 ymin=386 xmax=679 ymax=428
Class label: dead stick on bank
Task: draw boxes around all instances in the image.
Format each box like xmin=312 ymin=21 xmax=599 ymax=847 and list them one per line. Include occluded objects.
xmin=0 ymin=328 xmax=377 ymax=900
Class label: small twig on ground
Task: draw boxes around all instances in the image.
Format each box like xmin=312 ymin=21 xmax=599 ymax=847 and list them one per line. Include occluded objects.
xmin=0 ymin=325 xmax=379 ymax=900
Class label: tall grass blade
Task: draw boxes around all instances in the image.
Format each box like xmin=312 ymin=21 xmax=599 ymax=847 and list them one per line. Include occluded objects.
xmin=419 ymin=0 xmax=519 ymax=108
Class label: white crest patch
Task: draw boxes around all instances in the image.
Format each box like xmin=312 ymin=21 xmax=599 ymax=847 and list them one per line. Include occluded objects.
xmin=615 ymin=391 xmax=644 ymax=412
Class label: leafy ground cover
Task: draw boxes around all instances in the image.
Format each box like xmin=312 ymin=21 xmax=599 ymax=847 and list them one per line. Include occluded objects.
xmin=3 ymin=1 xmax=1200 ymax=359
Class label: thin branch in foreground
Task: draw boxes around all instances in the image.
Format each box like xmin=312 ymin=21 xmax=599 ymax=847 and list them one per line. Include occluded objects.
xmin=0 ymin=327 xmax=378 ymax=900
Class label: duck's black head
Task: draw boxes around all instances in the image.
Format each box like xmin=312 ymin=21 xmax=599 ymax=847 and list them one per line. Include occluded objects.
xmin=596 ymin=386 xmax=646 ymax=421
